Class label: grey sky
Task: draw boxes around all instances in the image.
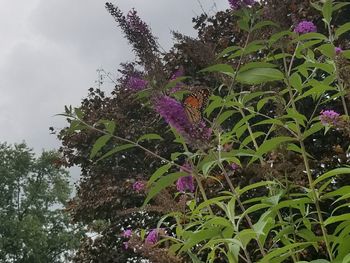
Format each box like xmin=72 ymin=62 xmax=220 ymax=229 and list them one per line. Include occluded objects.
xmin=0 ymin=0 xmax=228 ymax=156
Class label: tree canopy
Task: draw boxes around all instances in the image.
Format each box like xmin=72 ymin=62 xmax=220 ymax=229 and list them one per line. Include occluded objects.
xmin=0 ymin=142 xmax=83 ymax=263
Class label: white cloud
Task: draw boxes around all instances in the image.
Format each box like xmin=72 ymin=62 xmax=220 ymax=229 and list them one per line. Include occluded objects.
xmin=0 ymin=0 xmax=229 ymax=177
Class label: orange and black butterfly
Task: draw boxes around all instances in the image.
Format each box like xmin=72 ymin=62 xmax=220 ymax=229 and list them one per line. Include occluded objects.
xmin=183 ymin=88 xmax=210 ymax=124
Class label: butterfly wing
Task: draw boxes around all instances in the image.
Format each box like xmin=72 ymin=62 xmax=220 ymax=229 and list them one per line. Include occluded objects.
xmin=183 ymin=88 xmax=210 ymax=124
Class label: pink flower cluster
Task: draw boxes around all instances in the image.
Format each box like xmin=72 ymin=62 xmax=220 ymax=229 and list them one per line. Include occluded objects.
xmin=294 ymin=21 xmax=317 ymax=34
xmin=320 ymin=110 xmax=340 ymax=126
xmin=133 ymin=181 xmax=145 ymax=192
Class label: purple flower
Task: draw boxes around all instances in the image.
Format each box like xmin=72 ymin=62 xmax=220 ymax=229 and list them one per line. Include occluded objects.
xmin=123 ymin=241 xmax=129 ymax=249
xmin=230 ymin=162 xmax=240 ymax=171
xmin=126 ymin=76 xmax=147 ymax=91
xmin=122 ymin=229 xmax=132 ymax=238
xmin=228 ymin=0 xmax=255 ymax=10
xmin=145 ymin=229 xmax=160 ymax=245
xmin=320 ymin=110 xmax=340 ymax=126
xmin=294 ymin=21 xmax=317 ymax=34
xmin=176 ymin=176 xmax=195 ymax=192
xmin=335 ymin=47 xmax=343 ymax=55
xmin=154 ymin=96 xmax=211 ymax=145
xmin=176 ymin=163 xmax=195 ymax=192
xmin=169 ymin=67 xmax=185 ymax=93
xmin=133 ymin=181 xmax=145 ymax=192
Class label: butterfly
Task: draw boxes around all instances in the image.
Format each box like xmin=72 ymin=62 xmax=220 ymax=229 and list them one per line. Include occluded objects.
xmin=183 ymin=88 xmax=210 ymax=124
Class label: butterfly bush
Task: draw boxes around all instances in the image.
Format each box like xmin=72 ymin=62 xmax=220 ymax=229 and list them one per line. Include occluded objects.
xmin=154 ymin=95 xmax=211 ymax=144
xmin=294 ymin=20 xmax=317 ymax=34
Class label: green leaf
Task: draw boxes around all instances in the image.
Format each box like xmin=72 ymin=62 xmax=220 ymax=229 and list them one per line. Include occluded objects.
xmin=148 ymin=163 xmax=173 ymax=186
xmin=200 ymin=64 xmax=234 ymax=76
xmin=324 ymin=213 xmax=350 ymax=226
xmin=188 ymin=251 xmax=204 ymax=263
xmin=313 ymin=167 xmax=350 ymax=185
xmin=259 ymin=242 xmax=314 ymax=263
xmin=90 ymin=134 xmax=112 ymax=159
xmin=74 ymin=107 xmax=84 ymax=119
xmin=202 ymin=160 xmax=217 ymax=177
xmin=317 ymin=43 xmax=336 ymax=58
xmin=144 ymin=172 xmax=184 ymax=205
xmin=237 ymin=68 xmax=284 ymax=85
xmin=240 ymin=132 xmax=265 ymax=149
xmin=290 ymin=72 xmax=303 ymax=92
xmin=67 ymin=120 xmax=86 ymax=133
xmin=228 ymin=40 xmax=265 ymax=59
xmin=238 ymin=181 xmax=276 ymax=195
xmin=98 ymin=120 xmax=116 ymax=134
xmin=217 ymin=46 xmax=241 ymax=58
xmin=269 ymin=31 xmax=292 ymax=45
xmin=96 ymin=144 xmax=135 ymax=162
xmin=303 ymin=122 xmax=323 ymax=139
xmin=322 ymin=186 xmax=350 ymax=200
xmin=179 ymin=227 xmax=221 ymax=253
xmin=239 ymin=62 xmax=277 ymax=73
xmin=333 ymin=2 xmax=350 ymax=11
xmin=164 ymin=76 xmax=189 ymax=90
xmin=295 ymin=33 xmax=328 ymax=42
xmin=252 ymin=20 xmax=278 ymax=31
xmin=335 ymin=22 xmax=350 ymax=39
xmin=216 ymin=110 xmax=234 ymax=126
xmin=236 ymin=229 xmax=256 ymax=248
xmin=322 ymin=0 xmax=332 ymax=24
xmin=249 ymin=136 xmax=295 ymax=164
xmin=137 ymin=133 xmax=163 ymax=142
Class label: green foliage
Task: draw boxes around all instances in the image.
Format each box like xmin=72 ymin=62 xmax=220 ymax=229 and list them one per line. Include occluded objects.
xmin=0 ymin=142 xmax=83 ymax=263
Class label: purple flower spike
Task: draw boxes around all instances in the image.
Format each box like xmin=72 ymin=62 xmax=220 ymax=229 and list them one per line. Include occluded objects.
xmin=145 ymin=229 xmax=160 ymax=245
xmin=320 ymin=110 xmax=340 ymax=126
xmin=294 ymin=21 xmax=317 ymax=34
xmin=176 ymin=175 xmax=195 ymax=192
xmin=122 ymin=229 xmax=132 ymax=238
xmin=154 ymin=95 xmax=211 ymax=145
xmin=154 ymin=96 xmax=189 ymax=134
xmin=126 ymin=76 xmax=148 ymax=91
xmin=133 ymin=181 xmax=145 ymax=192
xmin=335 ymin=47 xmax=343 ymax=55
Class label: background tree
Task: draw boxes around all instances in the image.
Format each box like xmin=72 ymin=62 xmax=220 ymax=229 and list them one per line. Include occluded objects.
xmin=0 ymin=142 xmax=84 ymax=263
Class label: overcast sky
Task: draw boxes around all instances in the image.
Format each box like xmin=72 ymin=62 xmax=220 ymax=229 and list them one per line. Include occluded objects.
xmin=0 ymin=0 xmax=228 ymax=157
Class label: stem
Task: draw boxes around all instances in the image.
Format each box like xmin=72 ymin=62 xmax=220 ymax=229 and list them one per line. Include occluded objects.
xmin=214 ymin=29 xmax=252 ymax=129
xmin=216 ymin=134 xmax=266 ymax=256
xmin=282 ymin=45 xmax=333 ymax=260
